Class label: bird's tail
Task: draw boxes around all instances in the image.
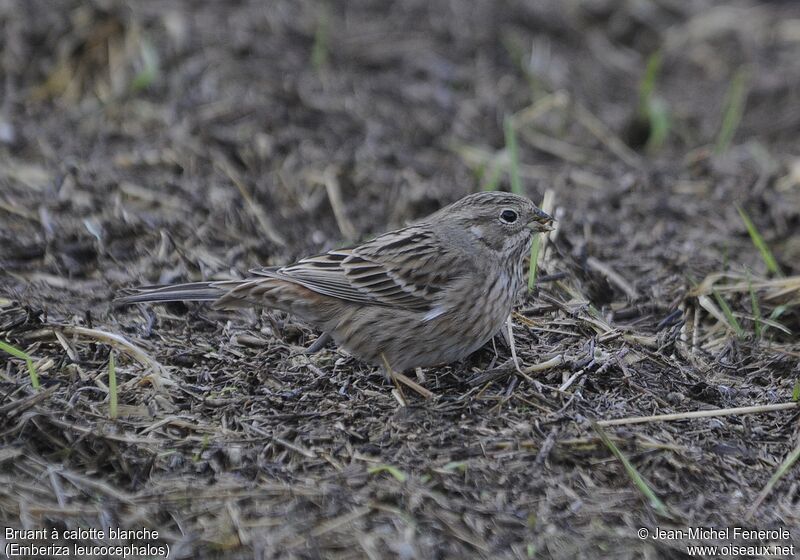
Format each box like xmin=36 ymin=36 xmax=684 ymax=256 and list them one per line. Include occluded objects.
xmin=116 ymin=276 xmax=333 ymax=328
xmin=114 ymin=281 xmax=241 ymax=306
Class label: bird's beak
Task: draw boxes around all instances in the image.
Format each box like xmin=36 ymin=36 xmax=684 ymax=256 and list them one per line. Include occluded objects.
xmin=527 ymin=209 xmax=555 ymax=232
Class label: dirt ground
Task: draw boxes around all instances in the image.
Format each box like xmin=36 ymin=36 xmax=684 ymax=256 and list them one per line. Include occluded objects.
xmin=2 ymin=1 xmax=800 ymax=558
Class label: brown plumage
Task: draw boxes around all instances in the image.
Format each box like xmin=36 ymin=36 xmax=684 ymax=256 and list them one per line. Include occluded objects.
xmin=117 ymin=192 xmax=553 ymax=371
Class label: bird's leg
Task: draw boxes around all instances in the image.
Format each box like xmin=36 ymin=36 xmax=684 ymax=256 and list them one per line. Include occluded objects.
xmin=504 ymin=315 xmax=538 ymax=387
xmin=505 ymin=314 xmax=522 ymax=372
xmin=498 ymin=323 xmax=512 ymax=348
xmin=380 ymin=354 xmax=434 ymax=399
xmin=304 ymin=331 xmax=331 ymax=354
xmin=467 ymin=317 xmax=529 ymax=386
xmin=380 ymin=353 xmax=406 ymax=403
xmin=498 ymin=315 xmax=547 ymax=390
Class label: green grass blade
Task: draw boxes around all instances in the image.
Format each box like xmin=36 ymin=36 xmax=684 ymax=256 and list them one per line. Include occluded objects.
xmin=504 ymin=116 xmax=523 ymax=195
xmin=368 ymin=464 xmax=407 ymax=482
xmin=0 ymin=339 xmax=30 ymax=361
xmin=763 ymin=304 xmax=790 ymax=338
xmin=764 ymin=442 xmax=800 ymax=490
xmin=108 ymin=351 xmax=118 ymax=420
xmin=481 ymin=161 xmax=504 ymax=191
xmin=131 ymin=39 xmax=160 ymax=92
xmin=769 ymin=305 xmax=788 ymax=321
xmin=737 ymin=205 xmax=781 ymax=276
xmin=712 ymin=289 xmax=744 ymax=338
xmin=442 ymin=461 xmax=467 ymax=472
xmin=644 ymin=97 xmax=670 ymax=152
xmin=639 ymin=51 xmax=662 ymax=110
xmin=311 ymin=3 xmax=330 ymax=71
xmin=746 ymin=270 xmax=762 ymax=339
xmin=638 ymin=51 xmax=670 ymax=152
xmin=527 ymin=235 xmax=541 ymax=292
xmin=26 ymin=361 xmax=39 ymax=390
xmin=594 ymin=424 xmax=671 ymax=518
xmin=792 ymin=381 xmax=800 ymax=402
xmin=746 ymin=440 xmax=800 ymax=519
xmin=715 ymin=67 xmax=749 ymax=154
xmin=0 ymin=339 xmax=39 ymax=390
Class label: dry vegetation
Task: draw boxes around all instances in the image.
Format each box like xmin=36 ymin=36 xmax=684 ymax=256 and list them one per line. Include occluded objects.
xmin=2 ymin=1 xmax=800 ymax=558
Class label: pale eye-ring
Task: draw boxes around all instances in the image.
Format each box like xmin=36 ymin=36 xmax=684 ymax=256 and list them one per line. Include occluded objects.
xmin=499 ymin=209 xmax=518 ymax=224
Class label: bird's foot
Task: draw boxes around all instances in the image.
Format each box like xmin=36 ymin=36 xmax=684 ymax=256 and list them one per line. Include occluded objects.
xmin=304 ymin=331 xmax=331 ymax=354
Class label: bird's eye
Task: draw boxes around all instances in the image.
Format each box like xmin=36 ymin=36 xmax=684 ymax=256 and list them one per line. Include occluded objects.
xmin=499 ymin=209 xmax=518 ymax=224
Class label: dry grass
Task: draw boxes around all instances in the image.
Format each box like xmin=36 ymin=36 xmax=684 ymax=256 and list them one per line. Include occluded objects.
xmin=2 ymin=1 xmax=800 ymax=558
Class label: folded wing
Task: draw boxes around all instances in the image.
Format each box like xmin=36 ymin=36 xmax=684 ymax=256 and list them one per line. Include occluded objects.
xmin=249 ymin=226 xmax=466 ymax=312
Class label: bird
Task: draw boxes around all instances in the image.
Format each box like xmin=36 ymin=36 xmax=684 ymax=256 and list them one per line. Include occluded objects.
xmin=117 ymin=192 xmax=554 ymax=372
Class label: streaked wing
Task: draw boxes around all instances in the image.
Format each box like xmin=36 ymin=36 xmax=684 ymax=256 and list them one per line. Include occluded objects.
xmin=249 ymin=226 xmax=465 ymax=311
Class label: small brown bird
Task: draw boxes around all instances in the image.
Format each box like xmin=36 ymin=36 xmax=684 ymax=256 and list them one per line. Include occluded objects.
xmin=118 ymin=192 xmax=553 ymax=371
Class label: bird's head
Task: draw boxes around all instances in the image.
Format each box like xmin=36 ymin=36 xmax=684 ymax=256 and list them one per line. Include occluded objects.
xmin=429 ymin=192 xmax=554 ymax=255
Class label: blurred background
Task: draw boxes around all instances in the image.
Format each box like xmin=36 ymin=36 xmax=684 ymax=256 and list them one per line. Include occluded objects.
xmin=1 ymin=1 xmax=799 ymax=558
xmin=2 ymin=0 xmax=799 ymax=300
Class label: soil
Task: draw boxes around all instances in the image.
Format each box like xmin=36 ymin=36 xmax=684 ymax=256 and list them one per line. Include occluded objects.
xmin=2 ymin=1 xmax=800 ymax=558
